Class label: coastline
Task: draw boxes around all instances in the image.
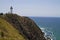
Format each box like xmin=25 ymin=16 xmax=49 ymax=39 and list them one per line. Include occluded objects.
xmin=40 ymin=27 xmax=56 ymax=40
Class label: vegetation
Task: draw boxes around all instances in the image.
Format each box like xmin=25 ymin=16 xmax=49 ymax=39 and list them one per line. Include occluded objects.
xmin=0 ymin=18 xmax=25 ymax=40
xmin=0 ymin=13 xmax=46 ymax=40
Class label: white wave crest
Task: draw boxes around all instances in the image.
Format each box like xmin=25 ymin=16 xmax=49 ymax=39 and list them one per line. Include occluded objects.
xmin=40 ymin=27 xmax=56 ymax=40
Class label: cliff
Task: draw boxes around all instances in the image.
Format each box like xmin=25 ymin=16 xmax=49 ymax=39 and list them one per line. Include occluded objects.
xmin=0 ymin=13 xmax=46 ymax=40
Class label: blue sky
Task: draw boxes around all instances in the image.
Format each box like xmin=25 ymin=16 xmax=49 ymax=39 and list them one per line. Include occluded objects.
xmin=0 ymin=0 xmax=60 ymax=17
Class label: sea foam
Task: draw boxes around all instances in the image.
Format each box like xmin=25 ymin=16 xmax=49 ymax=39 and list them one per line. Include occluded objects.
xmin=40 ymin=26 xmax=56 ymax=40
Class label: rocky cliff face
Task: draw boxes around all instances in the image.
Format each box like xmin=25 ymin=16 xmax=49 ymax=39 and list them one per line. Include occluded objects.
xmin=0 ymin=13 xmax=46 ymax=40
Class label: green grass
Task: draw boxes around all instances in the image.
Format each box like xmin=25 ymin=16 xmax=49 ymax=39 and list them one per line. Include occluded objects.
xmin=0 ymin=18 xmax=25 ymax=40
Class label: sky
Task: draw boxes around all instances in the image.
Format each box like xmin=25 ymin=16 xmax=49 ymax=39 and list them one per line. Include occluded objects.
xmin=0 ymin=0 xmax=60 ymax=17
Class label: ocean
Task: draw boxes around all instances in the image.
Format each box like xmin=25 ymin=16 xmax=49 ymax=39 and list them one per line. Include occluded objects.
xmin=30 ymin=17 xmax=60 ymax=40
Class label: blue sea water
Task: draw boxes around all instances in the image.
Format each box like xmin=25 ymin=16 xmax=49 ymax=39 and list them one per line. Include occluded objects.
xmin=30 ymin=17 xmax=60 ymax=40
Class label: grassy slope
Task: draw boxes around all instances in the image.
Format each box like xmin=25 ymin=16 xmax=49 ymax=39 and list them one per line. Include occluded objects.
xmin=0 ymin=14 xmax=46 ymax=40
xmin=0 ymin=18 xmax=25 ymax=40
xmin=4 ymin=14 xmax=45 ymax=40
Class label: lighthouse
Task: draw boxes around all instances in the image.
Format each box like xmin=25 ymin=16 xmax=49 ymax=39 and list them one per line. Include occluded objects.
xmin=10 ymin=6 xmax=13 ymax=13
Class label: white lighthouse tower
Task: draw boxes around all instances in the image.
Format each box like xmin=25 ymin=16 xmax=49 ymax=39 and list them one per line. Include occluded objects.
xmin=10 ymin=6 xmax=13 ymax=13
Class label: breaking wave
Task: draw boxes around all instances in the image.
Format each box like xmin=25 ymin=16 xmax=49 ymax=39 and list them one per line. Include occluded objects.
xmin=40 ymin=27 xmax=56 ymax=40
